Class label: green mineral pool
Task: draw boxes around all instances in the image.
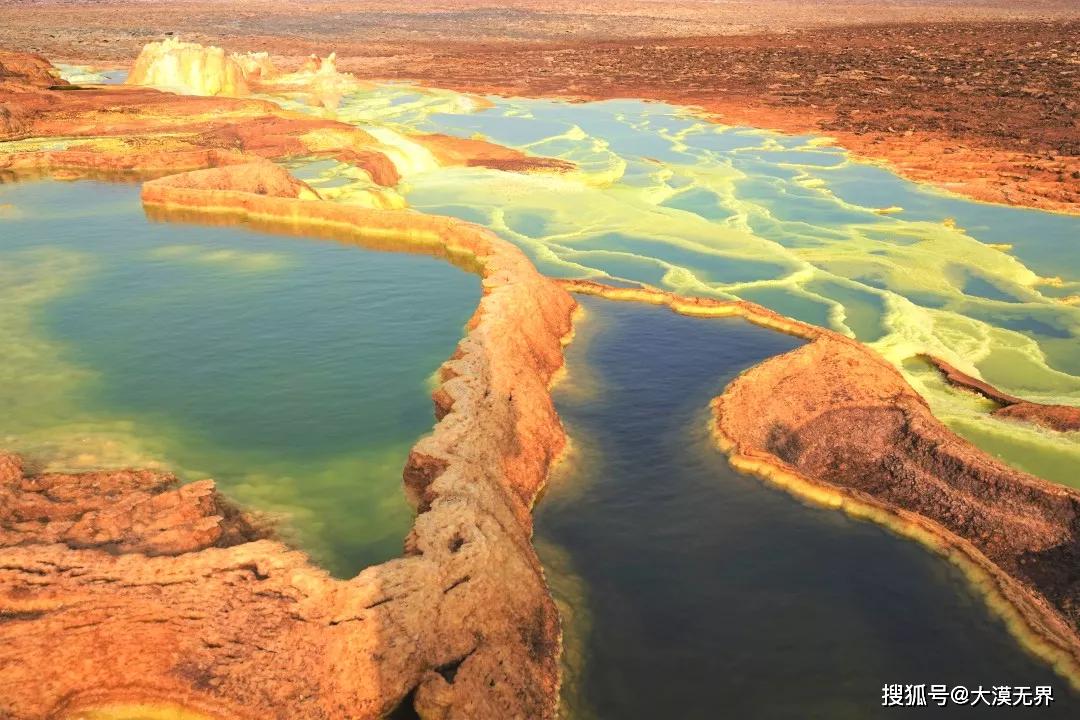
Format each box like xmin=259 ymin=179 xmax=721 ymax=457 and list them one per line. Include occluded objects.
xmin=2 ymin=77 xmax=1077 ymax=717
xmin=291 ymin=86 xmax=1078 ymax=488
xmin=0 ymin=178 xmax=479 ymax=577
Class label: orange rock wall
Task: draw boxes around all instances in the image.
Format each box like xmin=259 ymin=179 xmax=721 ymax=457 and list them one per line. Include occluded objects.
xmin=0 ymin=165 xmax=577 ymax=720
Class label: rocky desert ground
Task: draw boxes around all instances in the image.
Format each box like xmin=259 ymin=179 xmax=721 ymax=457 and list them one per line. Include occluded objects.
xmin=3 ymin=1 xmax=1078 ymax=211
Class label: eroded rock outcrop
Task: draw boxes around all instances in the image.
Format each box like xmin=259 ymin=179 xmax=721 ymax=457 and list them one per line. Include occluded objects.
xmin=0 ymin=49 xmax=67 ymax=141
xmin=714 ymin=323 xmax=1080 ymax=684
xmin=558 ymin=279 xmax=1080 ymax=687
xmin=0 ymin=164 xmax=576 ymax=719
xmin=0 ymin=454 xmax=264 ymax=555
xmin=923 ymin=355 xmax=1080 ymax=432
xmin=0 ymin=50 xmax=63 ymax=89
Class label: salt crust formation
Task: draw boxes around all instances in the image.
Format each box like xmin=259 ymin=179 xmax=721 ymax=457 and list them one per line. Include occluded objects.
xmin=126 ymin=37 xmax=355 ymax=105
xmin=127 ymin=38 xmax=253 ymax=96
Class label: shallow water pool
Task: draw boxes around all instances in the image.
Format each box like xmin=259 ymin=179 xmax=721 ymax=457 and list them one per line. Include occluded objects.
xmin=0 ymin=179 xmax=479 ymax=576
xmin=305 ymin=86 xmax=1079 ymax=488
xmin=539 ymin=296 xmax=1076 ymax=718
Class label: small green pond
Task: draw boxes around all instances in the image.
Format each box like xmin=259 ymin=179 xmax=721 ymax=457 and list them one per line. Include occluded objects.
xmin=0 ymin=179 xmax=479 ymax=577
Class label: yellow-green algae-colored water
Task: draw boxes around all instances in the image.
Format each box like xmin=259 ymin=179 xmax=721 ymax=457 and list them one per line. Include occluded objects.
xmin=278 ymin=85 xmax=1079 ymax=487
xmin=0 ymin=179 xmax=479 ymax=577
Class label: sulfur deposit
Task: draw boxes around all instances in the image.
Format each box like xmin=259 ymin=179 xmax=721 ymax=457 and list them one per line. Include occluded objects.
xmin=278 ymin=52 xmax=358 ymax=109
xmin=126 ymin=38 xmax=359 ymax=107
xmin=127 ymin=38 xmax=252 ymax=96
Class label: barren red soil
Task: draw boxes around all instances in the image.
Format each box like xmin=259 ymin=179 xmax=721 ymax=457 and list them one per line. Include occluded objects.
xmin=4 ymin=1 xmax=1079 ymax=56
xmin=360 ymin=21 xmax=1080 ymax=213
xmin=2 ymin=1 xmax=1077 ymax=212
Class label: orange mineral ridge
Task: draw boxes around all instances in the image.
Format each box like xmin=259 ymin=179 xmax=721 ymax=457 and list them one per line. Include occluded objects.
xmin=0 ymin=49 xmax=580 ymax=717
xmin=2 ymin=39 xmax=1079 ymax=719
xmin=0 ymin=160 xmax=577 ymax=719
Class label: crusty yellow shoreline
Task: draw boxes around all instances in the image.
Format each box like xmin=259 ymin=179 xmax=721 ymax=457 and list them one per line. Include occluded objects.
xmin=713 ymin=432 xmax=1080 ymax=689
xmin=557 ymin=278 xmax=1080 ymax=690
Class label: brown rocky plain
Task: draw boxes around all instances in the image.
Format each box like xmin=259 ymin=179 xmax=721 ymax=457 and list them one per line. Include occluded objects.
xmin=2 ymin=1 xmax=1078 ymax=212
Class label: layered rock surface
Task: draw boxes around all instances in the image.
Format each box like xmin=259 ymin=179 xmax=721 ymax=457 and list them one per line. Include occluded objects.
xmin=0 ymin=161 xmax=576 ymax=718
xmin=559 ymin=279 xmax=1080 ymax=685
xmin=0 ymin=454 xmax=265 ymax=555
xmin=923 ymin=355 xmax=1080 ymax=432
